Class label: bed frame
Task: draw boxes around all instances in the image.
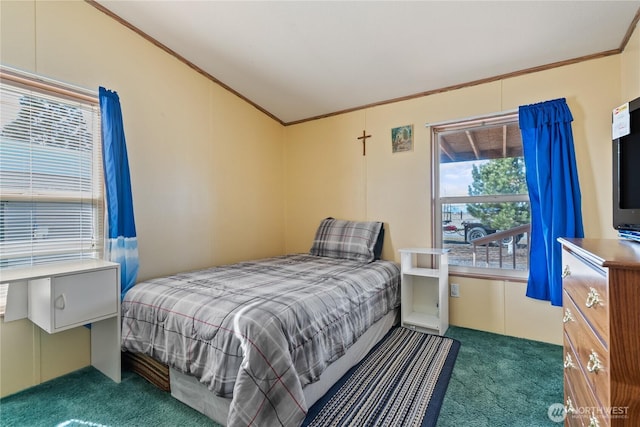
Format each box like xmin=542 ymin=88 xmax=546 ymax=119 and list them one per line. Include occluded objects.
xmin=168 ymin=310 xmax=398 ymax=425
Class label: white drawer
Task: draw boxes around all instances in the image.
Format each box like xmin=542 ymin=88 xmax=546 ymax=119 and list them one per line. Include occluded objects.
xmin=28 ymin=267 xmax=118 ymax=333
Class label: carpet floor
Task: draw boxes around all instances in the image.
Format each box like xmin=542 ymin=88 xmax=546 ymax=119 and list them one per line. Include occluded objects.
xmin=441 ymin=326 xmax=563 ymax=426
xmin=0 ymin=326 xmax=562 ymax=426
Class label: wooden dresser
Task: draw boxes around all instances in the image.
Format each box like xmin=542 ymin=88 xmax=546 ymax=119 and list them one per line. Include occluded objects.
xmin=559 ymin=238 xmax=640 ymax=426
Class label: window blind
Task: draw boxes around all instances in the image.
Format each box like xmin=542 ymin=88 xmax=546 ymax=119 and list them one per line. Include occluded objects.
xmin=0 ymin=72 xmax=103 ymax=269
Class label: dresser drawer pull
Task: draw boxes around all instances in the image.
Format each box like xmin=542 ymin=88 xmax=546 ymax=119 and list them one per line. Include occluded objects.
xmin=565 ymin=396 xmax=575 ymax=415
xmin=562 ymin=308 xmax=575 ymax=323
xmin=563 ymin=353 xmax=576 ymax=369
xmin=585 ymin=287 xmax=602 ymax=308
xmin=561 ymin=265 xmax=571 ymax=278
xmin=587 ymin=351 xmax=603 ymax=373
xmin=588 ymin=412 xmax=600 ymax=427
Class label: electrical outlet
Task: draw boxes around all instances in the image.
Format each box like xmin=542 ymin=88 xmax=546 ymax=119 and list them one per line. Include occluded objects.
xmin=450 ymin=283 xmax=460 ymax=297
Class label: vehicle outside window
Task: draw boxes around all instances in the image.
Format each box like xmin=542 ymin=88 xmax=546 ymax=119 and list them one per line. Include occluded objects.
xmin=432 ymin=113 xmax=529 ymax=277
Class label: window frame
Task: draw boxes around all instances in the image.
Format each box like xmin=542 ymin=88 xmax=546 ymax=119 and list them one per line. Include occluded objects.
xmin=430 ymin=111 xmax=529 ymax=281
xmin=0 ymin=66 xmax=104 ymax=270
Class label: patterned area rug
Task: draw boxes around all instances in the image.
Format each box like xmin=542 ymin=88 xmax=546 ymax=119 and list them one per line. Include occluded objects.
xmin=303 ymin=327 xmax=460 ymax=427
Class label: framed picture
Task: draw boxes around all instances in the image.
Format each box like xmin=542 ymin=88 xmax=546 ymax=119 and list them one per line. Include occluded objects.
xmin=391 ymin=125 xmax=413 ymax=153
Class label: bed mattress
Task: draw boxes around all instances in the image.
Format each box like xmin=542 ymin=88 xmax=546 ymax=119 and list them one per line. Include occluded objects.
xmin=121 ymin=254 xmax=400 ymax=427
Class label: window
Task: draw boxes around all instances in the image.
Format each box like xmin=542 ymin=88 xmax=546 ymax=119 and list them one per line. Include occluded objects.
xmin=432 ymin=112 xmax=529 ymax=278
xmin=0 ymin=69 xmax=103 ymax=269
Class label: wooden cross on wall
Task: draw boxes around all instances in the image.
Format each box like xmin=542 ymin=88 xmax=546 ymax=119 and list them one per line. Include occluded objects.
xmin=357 ymin=130 xmax=372 ymax=156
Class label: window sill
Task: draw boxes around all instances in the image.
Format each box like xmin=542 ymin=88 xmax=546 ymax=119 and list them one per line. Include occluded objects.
xmin=448 ymin=265 xmax=528 ymax=282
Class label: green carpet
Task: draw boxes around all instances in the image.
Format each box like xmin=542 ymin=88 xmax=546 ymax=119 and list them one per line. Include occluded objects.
xmin=440 ymin=326 xmax=563 ymax=426
xmin=0 ymin=326 xmax=562 ymax=426
xmin=0 ymin=368 xmax=216 ymax=427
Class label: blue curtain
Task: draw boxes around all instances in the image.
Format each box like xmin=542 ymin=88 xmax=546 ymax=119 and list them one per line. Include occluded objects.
xmin=519 ymin=98 xmax=584 ymax=306
xmin=99 ymin=87 xmax=139 ymax=300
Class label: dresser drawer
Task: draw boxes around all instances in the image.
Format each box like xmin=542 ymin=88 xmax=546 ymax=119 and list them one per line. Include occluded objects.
xmin=559 ymin=238 xmax=640 ymax=427
xmin=562 ymin=249 xmax=609 ymax=344
xmin=564 ymin=291 xmax=610 ymax=407
xmin=564 ymin=332 xmax=610 ymax=427
xmin=564 ymin=383 xmax=610 ymax=427
xmin=564 ymin=388 xmax=584 ymax=427
xmin=564 ymin=374 xmax=586 ymax=427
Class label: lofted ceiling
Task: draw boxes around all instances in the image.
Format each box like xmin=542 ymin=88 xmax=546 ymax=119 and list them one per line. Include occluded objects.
xmin=92 ymin=1 xmax=640 ymax=125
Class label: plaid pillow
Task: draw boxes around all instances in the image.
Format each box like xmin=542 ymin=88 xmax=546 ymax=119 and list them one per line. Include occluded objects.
xmin=309 ymin=217 xmax=384 ymax=263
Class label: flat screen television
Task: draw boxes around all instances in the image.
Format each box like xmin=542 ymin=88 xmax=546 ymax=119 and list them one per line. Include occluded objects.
xmin=613 ymin=96 xmax=640 ymax=231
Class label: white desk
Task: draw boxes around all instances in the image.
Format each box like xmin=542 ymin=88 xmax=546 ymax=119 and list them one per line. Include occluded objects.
xmin=1 ymin=260 xmax=121 ymax=382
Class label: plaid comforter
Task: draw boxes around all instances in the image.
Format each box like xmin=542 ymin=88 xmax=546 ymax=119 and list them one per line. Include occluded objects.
xmin=121 ymin=254 xmax=401 ymax=427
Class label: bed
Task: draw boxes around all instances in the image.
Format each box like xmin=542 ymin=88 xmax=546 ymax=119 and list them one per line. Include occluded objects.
xmin=121 ymin=218 xmax=401 ymax=427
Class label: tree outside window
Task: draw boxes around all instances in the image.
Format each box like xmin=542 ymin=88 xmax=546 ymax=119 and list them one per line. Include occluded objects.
xmin=432 ymin=113 xmax=529 ymax=276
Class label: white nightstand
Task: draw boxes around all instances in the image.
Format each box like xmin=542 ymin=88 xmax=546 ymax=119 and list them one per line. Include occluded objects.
xmin=399 ymin=248 xmax=449 ymax=335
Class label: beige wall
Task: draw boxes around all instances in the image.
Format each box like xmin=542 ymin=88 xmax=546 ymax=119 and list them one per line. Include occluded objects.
xmin=0 ymin=1 xmax=285 ymax=397
xmin=284 ymin=45 xmax=633 ymax=346
xmin=284 ymin=112 xmax=367 ymax=253
xmin=285 ymin=53 xmax=626 ymax=252
xmin=0 ymin=317 xmax=92 ymax=397
xmin=1 ymin=0 xmax=638 ymax=396
xmin=1 ymin=1 xmax=286 ymax=278
xmin=621 ymin=20 xmax=640 ymax=102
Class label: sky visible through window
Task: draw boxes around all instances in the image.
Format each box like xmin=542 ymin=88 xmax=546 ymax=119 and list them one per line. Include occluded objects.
xmin=440 ymin=159 xmax=489 ymax=199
